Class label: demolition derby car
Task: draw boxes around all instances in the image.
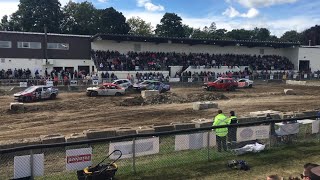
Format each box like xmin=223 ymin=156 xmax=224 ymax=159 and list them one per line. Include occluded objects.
xmin=112 ymin=79 xmax=133 ymax=89
xmin=203 ymin=78 xmax=238 ymax=91
xmin=86 ymin=83 xmax=125 ymax=96
xmin=133 ymin=80 xmax=170 ymax=93
xmin=14 ymin=85 xmax=59 ymax=102
xmin=237 ymin=78 xmax=254 ymax=88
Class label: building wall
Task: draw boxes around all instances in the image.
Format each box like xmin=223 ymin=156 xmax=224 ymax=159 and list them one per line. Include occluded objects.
xmin=298 ymin=47 xmax=320 ymax=71
xmin=92 ymin=40 xmax=289 ymax=56
xmin=0 ymin=58 xmax=95 ymax=76
xmin=0 ymin=32 xmax=91 ymax=59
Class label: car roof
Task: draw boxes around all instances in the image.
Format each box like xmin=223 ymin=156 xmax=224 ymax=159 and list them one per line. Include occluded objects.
xmin=103 ymin=83 xmax=118 ymax=86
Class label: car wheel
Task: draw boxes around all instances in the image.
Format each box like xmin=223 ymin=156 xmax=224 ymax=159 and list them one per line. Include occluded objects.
xmin=248 ymin=84 xmax=253 ymax=88
xmin=24 ymin=96 xmax=32 ymax=102
xmin=115 ymin=92 xmax=122 ymax=96
xmin=91 ymin=91 xmax=98 ymax=97
xmin=208 ymin=87 xmax=214 ymax=91
xmin=50 ymin=94 xmax=56 ymax=100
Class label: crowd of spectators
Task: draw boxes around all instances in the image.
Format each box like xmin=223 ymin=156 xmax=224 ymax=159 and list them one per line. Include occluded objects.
xmin=91 ymin=50 xmax=294 ymax=71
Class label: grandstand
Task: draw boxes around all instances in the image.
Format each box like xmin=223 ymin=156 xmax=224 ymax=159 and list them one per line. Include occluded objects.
xmin=1 ymin=31 xmax=320 ymax=80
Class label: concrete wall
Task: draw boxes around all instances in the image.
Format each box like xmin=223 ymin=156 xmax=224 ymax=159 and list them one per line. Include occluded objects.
xmin=99 ymin=71 xmax=169 ymax=79
xmin=298 ymin=47 xmax=320 ymax=71
xmin=91 ymin=40 xmax=289 ymax=56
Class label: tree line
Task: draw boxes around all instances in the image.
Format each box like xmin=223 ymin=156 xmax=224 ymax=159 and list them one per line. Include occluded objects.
xmin=0 ymin=0 xmax=319 ymax=45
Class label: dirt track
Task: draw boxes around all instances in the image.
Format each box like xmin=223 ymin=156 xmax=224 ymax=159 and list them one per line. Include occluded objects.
xmin=0 ymin=83 xmax=320 ymax=141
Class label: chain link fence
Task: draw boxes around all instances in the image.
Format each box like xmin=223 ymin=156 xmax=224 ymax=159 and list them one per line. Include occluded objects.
xmin=0 ymin=116 xmax=319 ymax=179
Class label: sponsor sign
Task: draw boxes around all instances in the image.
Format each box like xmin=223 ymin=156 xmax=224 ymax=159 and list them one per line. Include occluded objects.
xmin=276 ymin=123 xmax=299 ymax=136
xmin=269 ymin=75 xmax=274 ymax=80
xmin=169 ymin=78 xmax=180 ymax=82
xmin=109 ymin=137 xmax=159 ymax=159
xmin=175 ymin=132 xmax=216 ymax=151
xmin=70 ymin=80 xmax=78 ymax=86
xmin=315 ymin=74 xmax=318 ymax=78
xmin=92 ymin=80 xmax=99 ymax=85
xmin=14 ymin=154 xmax=44 ymax=179
xmin=312 ymin=120 xmax=320 ymax=134
xmin=46 ymin=81 xmax=53 ymax=87
xmin=19 ymin=82 xmax=28 ymax=87
xmin=304 ymin=74 xmax=308 ymax=79
xmin=66 ymin=148 xmax=92 ymax=171
xmin=188 ymin=78 xmax=192 ymax=82
xmin=237 ymin=125 xmax=270 ymax=142
xmin=293 ymin=74 xmax=297 ymax=79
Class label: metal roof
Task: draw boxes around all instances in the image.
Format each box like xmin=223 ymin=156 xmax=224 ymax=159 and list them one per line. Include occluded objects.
xmin=92 ymin=34 xmax=300 ymax=48
xmin=0 ymin=31 xmax=92 ymax=38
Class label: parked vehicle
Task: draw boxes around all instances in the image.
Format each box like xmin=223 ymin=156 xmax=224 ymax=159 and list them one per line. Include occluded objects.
xmin=203 ymin=78 xmax=238 ymax=91
xmin=237 ymin=78 xmax=254 ymax=88
xmin=14 ymin=86 xmax=59 ymax=102
xmin=86 ymin=83 xmax=125 ymax=96
xmin=133 ymin=80 xmax=170 ymax=93
xmin=112 ymin=79 xmax=133 ymax=89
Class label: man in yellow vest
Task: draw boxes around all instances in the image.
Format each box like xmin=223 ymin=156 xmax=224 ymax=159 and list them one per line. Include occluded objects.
xmin=228 ymin=111 xmax=238 ymax=148
xmin=213 ymin=110 xmax=230 ymax=152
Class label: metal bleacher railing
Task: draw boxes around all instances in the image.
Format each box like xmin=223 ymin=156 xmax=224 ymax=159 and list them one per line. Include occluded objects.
xmin=0 ymin=116 xmax=319 ymax=179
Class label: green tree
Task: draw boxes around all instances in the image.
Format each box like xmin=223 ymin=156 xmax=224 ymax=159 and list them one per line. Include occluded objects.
xmin=0 ymin=15 xmax=10 ymax=31
xmin=155 ymin=13 xmax=185 ymax=37
xmin=127 ymin=16 xmax=153 ymax=35
xmin=214 ymin=29 xmax=227 ymax=39
xmin=61 ymin=1 xmax=99 ymax=35
xmin=280 ymin=30 xmax=301 ymax=42
xmin=97 ymin=7 xmax=130 ymax=34
xmin=16 ymin=0 xmax=63 ymax=32
xmin=252 ymin=27 xmax=271 ymax=41
xmin=226 ymin=29 xmax=253 ymax=40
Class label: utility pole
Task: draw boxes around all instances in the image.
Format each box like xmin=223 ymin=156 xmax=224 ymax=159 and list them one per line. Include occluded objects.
xmin=44 ymin=25 xmax=48 ymax=64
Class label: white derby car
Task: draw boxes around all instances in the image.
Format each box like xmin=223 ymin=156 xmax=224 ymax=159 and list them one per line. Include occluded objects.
xmin=86 ymin=83 xmax=125 ymax=96
xmin=237 ymin=79 xmax=253 ymax=88
xmin=112 ymin=79 xmax=132 ymax=89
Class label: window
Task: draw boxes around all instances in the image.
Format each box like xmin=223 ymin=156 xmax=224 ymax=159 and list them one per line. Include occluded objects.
xmin=0 ymin=41 xmax=11 ymax=48
xmin=17 ymin=42 xmax=41 ymax=49
xmin=47 ymin=43 xmax=69 ymax=50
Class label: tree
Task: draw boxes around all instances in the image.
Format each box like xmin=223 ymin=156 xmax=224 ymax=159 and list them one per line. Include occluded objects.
xmin=155 ymin=13 xmax=185 ymax=37
xmin=226 ymin=29 xmax=253 ymax=40
xmin=0 ymin=15 xmax=9 ymax=31
xmin=280 ymin=30 xmax=301 ymax=42
xmin=97 ymin=7 xmax=130 ymax=34
xmin=300 ymin=25 xmax=320 ymax=46
xmin=127 ymin=17 xmax=153 ymax=35
xmin=252 ymin=27 xmax=271 ymax=41
xmin=61 ymin=1 xmax=99 ymax=35
xmin=15 ymin=0 xmax=63 ymax=32
xmin=214 ymin=29 xmax=227 ymax=39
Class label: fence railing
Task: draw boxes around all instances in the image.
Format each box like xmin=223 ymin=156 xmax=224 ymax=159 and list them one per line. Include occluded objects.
xmin=0 ymin=116 xmax=319 ymax=179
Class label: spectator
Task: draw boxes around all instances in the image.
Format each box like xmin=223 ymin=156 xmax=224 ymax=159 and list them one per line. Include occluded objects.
xmin=266 ymin=174 xmax=282 ymax=180
xmin=301 ymin=163 xmax=319 ymax=180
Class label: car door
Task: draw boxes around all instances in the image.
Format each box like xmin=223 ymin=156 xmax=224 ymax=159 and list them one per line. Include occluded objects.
xmin=108 ymin=85 xmax=118 ymax=95
xmin=41 ymin=87 xmax=50 ymax=99
xmin=98 ymin=86 xmax=107 ymax=96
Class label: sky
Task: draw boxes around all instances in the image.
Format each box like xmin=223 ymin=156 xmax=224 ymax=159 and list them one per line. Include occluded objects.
xmin=0 ymin=0 xmax=319 ymax=37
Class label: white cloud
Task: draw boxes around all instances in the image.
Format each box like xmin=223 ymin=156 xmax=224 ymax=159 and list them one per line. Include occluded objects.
xmin=223 ymin=6 xmax=259 ymax=18
xmin=136 ymin=0 xmax=164 ymax=12
xmin=233 ymin=0 xmax=297 ymax=8
xmin=98 ymin=0 xmax=108 ymax=2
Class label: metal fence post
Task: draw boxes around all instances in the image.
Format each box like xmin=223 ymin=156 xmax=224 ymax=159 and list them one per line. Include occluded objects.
xmin=132 ymin=138 xmax=136 ymax=174
xmin=30 ymin=149 xmax=34 ymax=180
xmin=207 ymin=131 xmax=210 ymax=162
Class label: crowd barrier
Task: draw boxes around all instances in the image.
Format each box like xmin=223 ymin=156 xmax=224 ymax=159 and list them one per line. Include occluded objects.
xmin=0 ymin=116 xmax=319 ymax=179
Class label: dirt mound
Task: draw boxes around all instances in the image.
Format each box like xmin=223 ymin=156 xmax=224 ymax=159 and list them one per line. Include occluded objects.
xmin=118 ymin=92 xmax=228 ymax=106
xmin=186 ymin=92 xmax=228 ymax=102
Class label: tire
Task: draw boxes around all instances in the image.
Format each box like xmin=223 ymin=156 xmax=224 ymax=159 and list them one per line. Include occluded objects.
xmin=229 ymin=86 xmax=236 ymax=91
xmin=91 ymin=91 xmax=98 ymax=97
xmin=248 ymin=84 xmax=253 ymax=88
xmin=208 ymin=86 xmax=214 ymax=91
xmin=115 ymin=92 xmax=122 ymax=96
xmin=24 ymin=96 xmax=32 ymax=103
xmin=50 ymin=94 xmax=56 ymax=100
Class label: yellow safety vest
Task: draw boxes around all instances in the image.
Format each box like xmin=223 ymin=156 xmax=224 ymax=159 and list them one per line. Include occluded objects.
xmin=213 ymin=114 xmax=229 ymax=137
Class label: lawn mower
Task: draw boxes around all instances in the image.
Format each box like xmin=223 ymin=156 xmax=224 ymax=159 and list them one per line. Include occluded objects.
xmin=77 ymin=150 xmax=122 ymax=180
